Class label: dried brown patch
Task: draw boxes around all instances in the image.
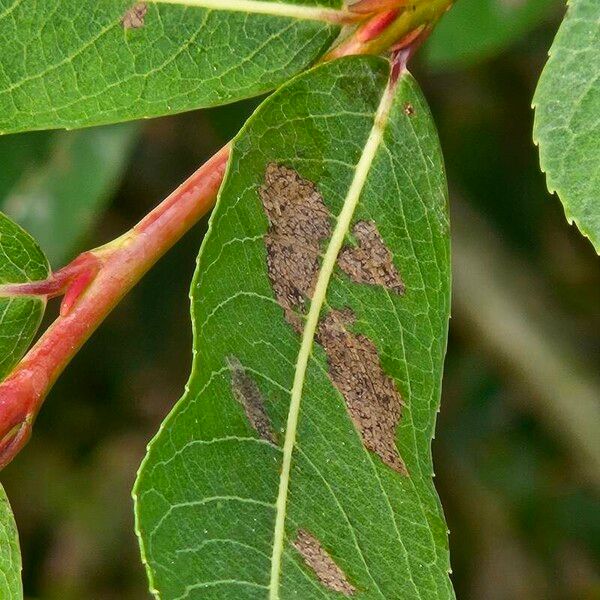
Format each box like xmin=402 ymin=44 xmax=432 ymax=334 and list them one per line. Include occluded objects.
xmin=294 ymin=529 xmax=356 ymax=596
xmin=317 ymin=309 xmax=407 ymax=474
xmin=227 ymin=357 xmax=277 ymax=444
xmin=403 ymin=102 xmax=415 ymax=117
xmin=122 ymin=3 xmax=148 ymax=29
xmin=338 ymin=221 xmax=405 ymax=295
xmin=259 ymin=164 xmax=332 ymax=331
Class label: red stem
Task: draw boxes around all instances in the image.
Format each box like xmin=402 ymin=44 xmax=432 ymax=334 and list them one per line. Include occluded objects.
xmin=0 ymin=146 xmax=229 ymax=468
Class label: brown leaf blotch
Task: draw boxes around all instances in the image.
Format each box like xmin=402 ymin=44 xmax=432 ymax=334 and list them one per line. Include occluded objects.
xmin=227 ymin=357 xmax=277 ymax=444
xmin=338 ymin=221 xmax=405 ymax=295
xmin=122 ymin=3 xmax=147 ymax=29
xmin=403 ymin=102 xmax=415 ymax=117
xmin=259 ymin=164 xmax=332 ymax=331
xmin=294 ymin=529 xmax=356 ymax=596
xmin=317 ymin=309 xmax=408 ymax=475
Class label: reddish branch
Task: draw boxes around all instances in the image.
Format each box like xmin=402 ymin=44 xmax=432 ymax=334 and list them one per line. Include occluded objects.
xmin=0 ymin=0 xmax=453 ymax=469
xmin=0 ymin=148 xmax=229 ymax=467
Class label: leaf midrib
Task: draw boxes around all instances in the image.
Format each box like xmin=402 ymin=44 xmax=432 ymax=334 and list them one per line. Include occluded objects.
xmin=153 ymin=0 xmax=351 ymax=23
xmin=268 ymin=64 xmax=398 ymax=599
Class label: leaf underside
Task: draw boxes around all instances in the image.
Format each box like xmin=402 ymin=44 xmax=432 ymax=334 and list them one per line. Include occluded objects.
xmin=533 ymin=0 xmax=600 ymax=252
xmin=0 ymin=212 xmax=49 ymax=380
xmin=135 ymin=56 xmax=453 ymax=599
xmin=0 ymin=484 xmax=22 ymax=599
xmin=0 ymin=0 xmax=340 ymax=134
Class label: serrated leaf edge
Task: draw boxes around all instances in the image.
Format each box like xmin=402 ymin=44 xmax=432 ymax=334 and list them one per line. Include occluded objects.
xmin=531 ymin=0 xmax=600 ymax=254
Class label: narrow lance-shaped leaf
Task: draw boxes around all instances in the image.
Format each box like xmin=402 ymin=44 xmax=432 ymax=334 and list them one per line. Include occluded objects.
xmin=135 ymin=56 xmax=453 ymax=599
xmin=425 ymin=0 xmax=556 ymax=69
xmin=0 ymin=484 xmax=22 ymax=599
xmin=0 ymin=0 xmax=344 ymax=134
xmin=0 ymin=213 xmax=49 ymax=380
xmin=533 ymin=0 xmax=600 ymax=252
xmin=0 ymin=124 xmax=139 ymax=266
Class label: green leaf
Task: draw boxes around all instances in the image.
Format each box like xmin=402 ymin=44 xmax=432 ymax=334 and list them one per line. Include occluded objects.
xmin=0 ymin=124 xmax=139 ymax=265
xmin=533 ymin=0 xmax=600 ymax=252
xmin=0 ymin=0 xmax=342 ymax=134
xmin=0 ymin=213 xmax=49 ymax=379
xmin=135 ymin=56 xmax=453 ymax=599
xmin=0 ymin=484 xmax=22 ymax=599
xmin=425 ymin=0 xmax=556 ymax=69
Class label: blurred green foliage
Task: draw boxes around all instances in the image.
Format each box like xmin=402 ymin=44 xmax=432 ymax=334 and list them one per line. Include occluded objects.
xmin=0 ymin=125 xmax=139 ymax=267
xmin=0 ymin=1 xmax=598 ymax=598
xmin=425 ymin=0 xmax=558 ymax=69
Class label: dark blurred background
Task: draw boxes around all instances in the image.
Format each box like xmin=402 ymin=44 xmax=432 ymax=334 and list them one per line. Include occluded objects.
xmin=1 ymin=0 xmax=598 ymax=598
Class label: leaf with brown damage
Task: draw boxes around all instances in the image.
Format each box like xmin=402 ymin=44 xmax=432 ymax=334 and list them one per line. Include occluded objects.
xmin=338 ymin=220 xmax=405 ymax=294
xmin=122 ymin=3 xmax=148 ymax=29
xmin=227 ymin=356 xmax=277 ymax=444
xmin=135 ymin=57 xmax=453 ymax=600
xmin=259 ymin=165 xmax=407 ymax=473
xmin=294 ymin=529 xmax=356 ymax=596
xmin=259 ymin=163 xmax=332 ymax=331
xmin=317 ymin=308 xmax=407 ymax=474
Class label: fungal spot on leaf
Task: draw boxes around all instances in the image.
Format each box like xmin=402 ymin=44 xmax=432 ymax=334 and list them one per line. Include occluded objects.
xmin=403 ymin=102 xmax=415 ymax=117
xmin=317 ymin=309 xmax=407 ymax=475
xmin=227 ymin=356 xmax=277 ymax=444
xmin=122 ymin=3 xmax=147 ymax=29
xmin=259 ymin=164 xmax=332 ymax=331
xmin=338 ymin=221 xmax=405 ymax=295
xmin=294 ymin=529 xmax=356 ymax=596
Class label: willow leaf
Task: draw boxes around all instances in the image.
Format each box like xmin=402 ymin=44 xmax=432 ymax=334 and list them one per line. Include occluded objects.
xmin=0 ymin=0 xmax=343 ymax=134
xmin=0 ymin=213 xmax=49 ymax=379
xmin=0 ymin=484 xmax=22 ymax=599
xmin=533 ymin=0 xmax=600 ymax=252
xmin=135 ymin=56 xmax=453 ymax=599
